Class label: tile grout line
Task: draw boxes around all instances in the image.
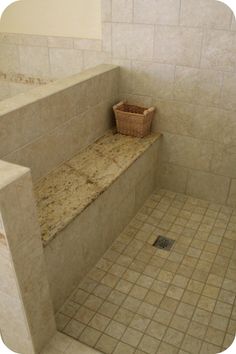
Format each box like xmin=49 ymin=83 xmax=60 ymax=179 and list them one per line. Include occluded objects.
xmin=57 ymin=189 xmax=236 ymax=353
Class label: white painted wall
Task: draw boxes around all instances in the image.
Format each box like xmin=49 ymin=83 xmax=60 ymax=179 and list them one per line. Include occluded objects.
xmin=0 ymin=0 xmax=101 ymax=39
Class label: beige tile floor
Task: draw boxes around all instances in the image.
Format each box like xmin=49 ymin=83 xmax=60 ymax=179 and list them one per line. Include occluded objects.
xmin=56 ymin=189 xmax=236 ymax=354
xmin=41 ymin=331 xmax=102 ymax=354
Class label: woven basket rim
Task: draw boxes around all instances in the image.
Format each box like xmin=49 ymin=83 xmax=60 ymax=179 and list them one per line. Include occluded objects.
xmin=115 ymin=103 xmax=147 ymax=114
xmin=115 ymin=110 xmax=146 ymax=117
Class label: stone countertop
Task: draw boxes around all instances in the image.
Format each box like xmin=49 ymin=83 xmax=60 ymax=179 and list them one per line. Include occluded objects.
xmin=34 ymin=130 xmax=161 ymax=246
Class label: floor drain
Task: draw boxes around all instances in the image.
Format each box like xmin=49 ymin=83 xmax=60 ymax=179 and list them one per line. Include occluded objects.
xmin=153 ymin=236 xmax=175 ymax=251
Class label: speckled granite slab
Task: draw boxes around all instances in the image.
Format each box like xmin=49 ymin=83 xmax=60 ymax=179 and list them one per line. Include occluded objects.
xmin=35 ymin=130 xmax=161 ymax=246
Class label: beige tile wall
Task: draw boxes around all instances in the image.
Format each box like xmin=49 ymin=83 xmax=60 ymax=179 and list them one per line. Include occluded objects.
xmin=0 ymin=33 xmax=106 ymax=79
xmin=0 ymin=79 xmax=39 ymax=100
xmin=0 ymin=65 xmax=119 ymax=182
xmin=0 ymin=160 xmax=56 ymax=353
xmin=103 ymin=0 xmax=236 ymax=207
xmin=0 ymin=0 xmax=236 ymax=207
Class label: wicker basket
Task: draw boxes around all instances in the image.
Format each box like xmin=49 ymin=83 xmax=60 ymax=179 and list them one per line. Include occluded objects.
xmin=113 ymin=101 xmax=155 ymax=138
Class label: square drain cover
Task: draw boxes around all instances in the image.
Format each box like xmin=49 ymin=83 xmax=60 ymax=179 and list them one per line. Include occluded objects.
xmin=153 ymin=236 xmax=175 ymax=251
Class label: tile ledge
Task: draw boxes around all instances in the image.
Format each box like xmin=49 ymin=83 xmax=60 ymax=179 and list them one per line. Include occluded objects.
xmin=35 ymin=130 xmax=162 ymax=247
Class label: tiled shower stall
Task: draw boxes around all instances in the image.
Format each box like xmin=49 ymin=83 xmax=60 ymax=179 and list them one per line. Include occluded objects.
xmin=0 ymin=1 xmax=236 ymax=354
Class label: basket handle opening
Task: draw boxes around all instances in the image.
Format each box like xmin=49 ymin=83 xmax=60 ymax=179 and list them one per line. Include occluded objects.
xmin=144 ymin=107 xmax=155 ymax=115
xmin=113 ymin=101 xmax=125 ymax=111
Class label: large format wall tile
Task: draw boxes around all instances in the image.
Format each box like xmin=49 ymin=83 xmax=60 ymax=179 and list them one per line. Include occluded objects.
xmin=112 ymin=0 xmax=133 ymax=23
xmin=1 ymin=65 xmax=119 ymax=182
xmin=102 ymin=22 xmax=112 ymax=52
xmin=4 ymin=102 xmax=114 ymax=182
xmin=48 ymin=36 xmax=73 ymax=49
xmin=174 ymin=66 xmax=223 ymax=106
xmin=134 ymin=0 xmax=180 ymax=25
xmin=201 ymin=29 xmax=236 ymax=72
xmin=0 ymin=161 xmax=56 ymax=353
xmin=19 ymin=33 xmax=48 ymax=47
xmin=112 ymin=23 xmax=154 ymax=60
xmin=0 ymin=44 xmax=20 ymax=73
xmin=160 ymin=162 xmax=188 ymax=193
xmin=221 ymin=72 xmax=236 ymax=111
xmin=74 ymin=38 xmax=102 ymax=51
xmin=186 ymin=169 xmax=230 ymax=204
xmin=162 ymin=133 xmax=214 ymax=172
xmin=180 ymin=0 xmax=232 ymax=29
xmin=111 ymin=58 xmax=132 ymax=94
xmin=191 ymin=106 xmax=220 ymax=142
xmin=83 ymin=50 xmax=110 ymax=70
xmin=0 ymin=80 xmax=10 ymax=100
xmin=0 ymin=101 xmax=43 ymax=158
xmin=19 ymin=45 xmax=50 ymax=78
xmin=101 ymin=0 xmax=112 ymax=22
xmin=227 ymin=179 xmax=236 ymax=207
xmin=0 ymin=33 xmax=19 ymax=45
xmin=231 ymin=15 xmax=236 ymax=31
xmin=154 ymin=26 xmax=203 ymax=67
xmin=131 ymin=61 xmax=175 ymax=99
xmin=49 ymin=48 xmax=83 ymax=78
xmin=211 ymin=145 xmax=236 ymax=179
xmin=156 ymin=99 xmax=194 ymax=136
xmin=190 ymin=106 xmax=236 ymax=144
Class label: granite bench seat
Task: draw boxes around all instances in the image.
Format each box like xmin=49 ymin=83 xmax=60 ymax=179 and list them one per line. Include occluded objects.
xmin=35 ymin=130 xmax=161 ymax=246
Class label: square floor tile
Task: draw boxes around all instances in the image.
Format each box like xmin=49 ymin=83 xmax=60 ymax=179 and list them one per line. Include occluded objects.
xmin=146 ymin=320 xmax=167 ymax=340
xmin=130 ymin=314 xmax=151 ymax=332
xmin=74 ymin=306 xmax=95 ymax=324
xmin=60 ymin=301 xmax=80 ymax=317
xmin=121 ymin=327 xmax=143 ymax=348
xmin=204 ymin=326 xmax=225 ymax=346
xmin=89 ymin=313 xmax=110 ymax=332
xmin=187 ymin=321 xmax=207 ymax=340
xmin=95 ymin=334 xmax=118 ymax=354
xmin=63 ymin=320 xmax=85 ymax=339
xmin=153 ymin=308 xmax=173 ymax=326
xmin=138 ymin=335 xmax=160 ymax=354
xmin=115 ymin=279 xmax=133 ymax=294
xmin=98 ymin=301 xmax=119 ymax=318
xmin=197 ymin=296 xmax=216 ymax=312
xmin=170 ymin=314 xmax=190 ymax=332
xmin=93 ymin=284 xmax=112 ymax=300
xmin=157 ymin=342 xmax=179 ymax=354
xmin=79 ymin=326 xmax=102 ymax=347
xmin=145 ymin=290 xmax=163 ymax=306
xmin=160 ymin=297 xmax=179 ymax=313
xmin=122 ymin=296 xmax=141 ymax=312
xmin=130 ymin=285 xmax=148 ymax=300
xmin=137 ymin=302 xmax=156 ymax=318
xmin=113 ymin=342 xmax=134 ymax=354
xmin=199 ymin=342 xmax=221 ymax=354
xmin=166 ymin=285 xmax=184 ymax=300
xmin=192 ymin=308 xmax=212 ymax=326
xmin=176 ymin=302 xmax=195 ymax=320
xmin=181 ymin=334 xmax=203 ymax=354
xmin=56 ymin=189 xmax=235 ymax=354
xmin=163 ymin=327 xmax=184 ymax=347
xmin=84 ymin=295 xmax=103 ymax=312
xmin=107 ymin=290 xmax=126 ymax=306
xmin=104 ymin=318 xmax=126 ymax=339
xmin=114 ymin=307 xmax=134 ymax=326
